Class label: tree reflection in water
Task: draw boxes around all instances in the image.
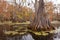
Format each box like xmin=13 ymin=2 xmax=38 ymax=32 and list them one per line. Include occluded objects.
xmin=6 ymin=34 xmax=34 ymax=40
xmin=53 ymin=27 xmax=60 ymax=40
xmin=21 ymin=34 xmax=34 ymax=40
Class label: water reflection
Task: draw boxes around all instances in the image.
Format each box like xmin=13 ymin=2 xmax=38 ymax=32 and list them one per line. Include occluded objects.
xmin=53 ymin=33 xmax=60 ymax=40
xmin=53 ymin=27 xmax=60 ymax=40
xmin=21 ymin=34 xmax=34 ymax=40
xmin=3 ymin=25 xmax=60 ymax=40
xmin=6 ymin=34 xmax=34 ymax=40
xmin=5 ymin=32 xmax=60 ymax=40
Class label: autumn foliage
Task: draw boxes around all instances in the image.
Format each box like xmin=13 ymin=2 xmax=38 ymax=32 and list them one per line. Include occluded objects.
xmin=0 ymin=0 xmax=35 ymax=22
xmin=45 ymin=2 xmax=54 ymax=21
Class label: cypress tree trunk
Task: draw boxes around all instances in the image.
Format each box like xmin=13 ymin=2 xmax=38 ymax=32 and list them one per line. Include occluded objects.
xmin=29 ymin=0 xmax=55 ymax=31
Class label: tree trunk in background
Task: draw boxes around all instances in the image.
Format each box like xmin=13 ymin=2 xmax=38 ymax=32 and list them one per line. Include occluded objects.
xmin=35 ymin=0 xmax=39 ymax=13
xmin=35 ymin=0 xmax=37 ymax=13
xmin=29 ymin=0 xmax=55 ymax=31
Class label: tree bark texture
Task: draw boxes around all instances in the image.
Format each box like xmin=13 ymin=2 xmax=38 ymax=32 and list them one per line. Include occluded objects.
xmin=29 ymin=0 xmax=55 ymax=31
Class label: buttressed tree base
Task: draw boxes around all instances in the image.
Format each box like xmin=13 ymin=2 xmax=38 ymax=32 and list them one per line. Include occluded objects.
xmin=29 ymin=0 xmax=55 ymax=31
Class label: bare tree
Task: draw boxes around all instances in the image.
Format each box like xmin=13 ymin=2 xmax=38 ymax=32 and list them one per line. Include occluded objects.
xmin=29 ymin=0 xmax=55 ymax=31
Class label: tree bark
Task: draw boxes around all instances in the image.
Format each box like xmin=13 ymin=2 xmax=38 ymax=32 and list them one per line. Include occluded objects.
xmin=35 ymin=0 xmax=39 ymax=13
xmin=29 ymin=0 xmax=55 ymax=31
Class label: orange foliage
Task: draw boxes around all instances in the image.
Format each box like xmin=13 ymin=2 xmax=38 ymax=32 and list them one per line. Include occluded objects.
xmin=0 ymin=0 xmax=34 ymax=22
xmin=0 ymin=1 xmax=11 ymax=20
xmin=45 ymin=2 xmax=54 ymax=21
xmin=16 ymin=6 xmax=35 ymax=21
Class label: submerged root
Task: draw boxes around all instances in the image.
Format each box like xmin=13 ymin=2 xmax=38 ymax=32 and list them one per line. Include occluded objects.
xmin=28 ymin=22 xmax=55 ymax=32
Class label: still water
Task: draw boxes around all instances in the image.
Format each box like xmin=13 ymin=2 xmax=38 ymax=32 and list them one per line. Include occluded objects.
xmin=6 ymin=27 xmax=60 ymax=40
xmin=6 ymin=32 xmax=60 ymax=40
xmin=6 ymin=34 xmax=34 ymax=40
xmin=53 ymin=27 xmax=60 ymax=40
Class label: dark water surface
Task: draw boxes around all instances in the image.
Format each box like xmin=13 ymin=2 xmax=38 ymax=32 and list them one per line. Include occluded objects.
xmin=5 ymin=30 xmax=60 ymax=40
xmin=1 ymin=32 xmax=60 ymax=40
xmin=5 ymin=33 xmax=54 ymax=40
xmin=6 ymin=34 xmax=34 ymax=40
xmin=0 ymin=25 xmax=60 ymax=40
